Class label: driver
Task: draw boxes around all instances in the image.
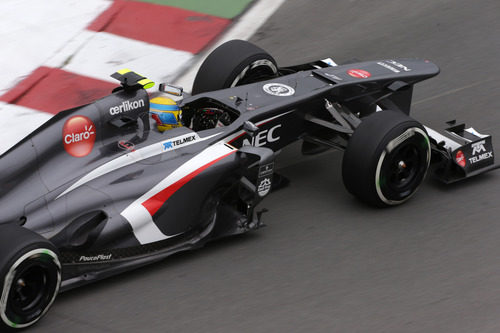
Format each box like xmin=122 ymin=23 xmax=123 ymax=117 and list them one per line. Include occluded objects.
xmin=149 ymin=96 xmax=183 ymax=132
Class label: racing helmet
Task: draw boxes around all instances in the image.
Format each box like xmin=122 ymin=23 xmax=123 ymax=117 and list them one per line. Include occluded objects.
xmin=149 ymin=96 xmax=182 ymax=132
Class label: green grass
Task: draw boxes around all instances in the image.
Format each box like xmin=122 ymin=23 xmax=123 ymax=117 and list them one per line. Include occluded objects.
xmin=136 ymin=0 xmax=255 ymax=19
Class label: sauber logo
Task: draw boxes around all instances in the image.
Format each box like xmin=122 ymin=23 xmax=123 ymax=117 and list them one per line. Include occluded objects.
xmin=63 ymin=115 xmax=96 ymax=157
xmin=257 ymin=178 xmax=272 ymax=197
xmin=109 ymin=99 xmax=145 ymax=115
xmin=263 ymin=83 xmax=295 ymax=97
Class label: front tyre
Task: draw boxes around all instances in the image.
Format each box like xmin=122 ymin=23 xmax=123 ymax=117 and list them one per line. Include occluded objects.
xmin=0 ymin=224 xmax=61 ymax=330
xmin=192 ymin=39 xmax=278 ymax=95
xmin=342 ymin=111 xmax=431 ymax=206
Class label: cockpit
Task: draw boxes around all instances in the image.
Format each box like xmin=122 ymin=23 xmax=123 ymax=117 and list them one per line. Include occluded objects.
xmin=180 ymin=97 xmax=240 ymax=132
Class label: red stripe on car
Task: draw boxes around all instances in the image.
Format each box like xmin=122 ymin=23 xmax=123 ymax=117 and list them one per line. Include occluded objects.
xmin=142 ymin=150 xmax=236 ymax=216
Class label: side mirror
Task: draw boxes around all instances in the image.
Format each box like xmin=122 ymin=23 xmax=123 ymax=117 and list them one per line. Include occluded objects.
xmin=243 ymin=121 xmax=259 ymax=137
xmin=158 ymin=83 xmax=183 ymax=96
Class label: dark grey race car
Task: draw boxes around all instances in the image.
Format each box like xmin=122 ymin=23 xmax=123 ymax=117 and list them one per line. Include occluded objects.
xmin=0 ymin=40 xmax=497 ymax=329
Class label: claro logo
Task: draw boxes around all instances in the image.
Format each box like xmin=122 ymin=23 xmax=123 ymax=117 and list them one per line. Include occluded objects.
xmin=109 ymin=99 xmax=145 ymax=115
xmin=63 ymin=115 xmax=96 ymax=157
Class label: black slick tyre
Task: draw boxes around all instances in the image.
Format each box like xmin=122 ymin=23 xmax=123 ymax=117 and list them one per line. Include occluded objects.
xmin=192 ymin=39 xmax=278 ymax=95
xmin=342 ymin=111 xmax=431 ymax=207
xmin=0 ymin=224 xmax=61 ymax=330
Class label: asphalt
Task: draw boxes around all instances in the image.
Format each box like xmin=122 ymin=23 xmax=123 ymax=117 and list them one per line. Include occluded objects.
xmin=32 ymin=1 xmax=500 ymax=332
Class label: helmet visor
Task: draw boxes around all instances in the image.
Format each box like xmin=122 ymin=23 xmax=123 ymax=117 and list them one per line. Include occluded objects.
xmin=151 ymin=111 xmax=178 ymax=125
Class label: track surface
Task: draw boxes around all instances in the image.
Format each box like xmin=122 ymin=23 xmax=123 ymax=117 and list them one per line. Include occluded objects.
xmin=34 ymin=1 xmax=500 ymax=332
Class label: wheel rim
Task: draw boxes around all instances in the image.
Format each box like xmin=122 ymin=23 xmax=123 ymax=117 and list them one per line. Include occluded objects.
xmin=11 ymin=265 xmax=50 ymax=314
xmin=1 ymin=249 xmax=61 ymax=329
xmin=230 ymin=59 xmax=278 ymax=87
xmin=385 ymin=144 xmax=421 ymax=192
xmin=375 ymin=127 xmax=430 ymax=205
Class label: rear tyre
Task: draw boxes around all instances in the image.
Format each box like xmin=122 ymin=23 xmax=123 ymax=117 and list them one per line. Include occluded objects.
xmin=342 ymin=111 xmax=431 ymax=206
xmin=192 ymin=39 xmax=278 ymax=95
xmin=0 ymin=224 xmax=61 ymax=330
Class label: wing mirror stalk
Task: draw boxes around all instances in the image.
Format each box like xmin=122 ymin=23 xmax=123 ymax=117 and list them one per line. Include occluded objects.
xmin=243 ymin=121 xmax=259 ymax=137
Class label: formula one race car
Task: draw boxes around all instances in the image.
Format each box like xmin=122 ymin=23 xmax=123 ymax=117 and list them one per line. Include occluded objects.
xmin=0 ymin=40 xmax=497 ymax=329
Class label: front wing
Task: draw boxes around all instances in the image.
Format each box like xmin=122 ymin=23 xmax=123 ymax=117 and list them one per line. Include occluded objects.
xmin=426 ymin=122 xmax=499 ymax=183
